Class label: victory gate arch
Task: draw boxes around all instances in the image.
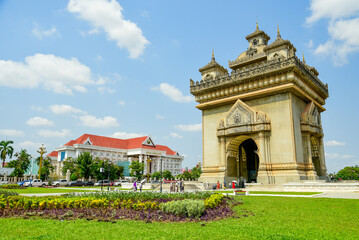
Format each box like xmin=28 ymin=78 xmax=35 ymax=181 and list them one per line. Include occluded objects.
xmin=190 ymin=24 xmax=329 ymax=184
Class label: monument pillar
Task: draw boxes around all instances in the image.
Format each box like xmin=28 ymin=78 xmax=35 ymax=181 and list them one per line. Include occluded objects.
xmin=302 ymin=132 xmax=318 ymax=180
xmin=257 ymin=131 xmax=274 ymax=184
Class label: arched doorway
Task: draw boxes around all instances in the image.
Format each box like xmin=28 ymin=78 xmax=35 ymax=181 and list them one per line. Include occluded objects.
xmin=238 ymin=139 xmax=259 ymax=182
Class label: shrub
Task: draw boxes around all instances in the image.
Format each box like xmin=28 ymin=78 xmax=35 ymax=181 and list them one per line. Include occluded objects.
xmin=204 ymin=193 xmax=224 ymax=209
xmin=160 ymin=199 xmax=205 ymax=218
xmin=0 ymin=184 xmax=22 ymax=189
xmin=0 ymin=190 xmax=19 ymax=197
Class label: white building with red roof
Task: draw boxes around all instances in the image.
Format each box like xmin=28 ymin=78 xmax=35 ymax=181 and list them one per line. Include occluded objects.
xmin=48 ymin=134 xmax=183 ymax=177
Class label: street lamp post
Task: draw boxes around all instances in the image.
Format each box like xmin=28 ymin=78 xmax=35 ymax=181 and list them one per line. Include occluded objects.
xmin=37 ymin=144 xmax=47 ymax=181
xmin=160 ymin=156 xmax=163 ymax=193
xmin=107 ymin=160 xmax=112 ymax=191
xmin=146 ymin=157 xmax=151 ymax=183
xmin=100 ymin=167 xmax=104 ymax=191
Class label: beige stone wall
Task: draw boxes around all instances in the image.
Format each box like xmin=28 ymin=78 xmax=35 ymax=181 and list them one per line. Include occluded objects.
xmin=290 ymin=94 xmax=307 ymax=164
xmin=245 ymin=93 xmax=295 ymax=164
xmin=202 ymin=104 xmax=232 ymax=167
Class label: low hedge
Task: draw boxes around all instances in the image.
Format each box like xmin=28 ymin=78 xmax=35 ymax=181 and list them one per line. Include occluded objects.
xmin=0 ymin=184 xmax=22 ymax=189
xmin=160 ymin=199 xmax=205 ymax=218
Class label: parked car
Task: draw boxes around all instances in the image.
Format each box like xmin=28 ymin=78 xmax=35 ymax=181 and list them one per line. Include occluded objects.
xmin=67 ymin=181 xmax=85 ymax=187
xmin=94 ymin=180 xmax=110 ymax=186
xmin=23 ymin=179 xmax=48 ymax=187
xmin=84 ymin=181 xmax=94 ymax=186
xmin=17 ymin=180 xmax=30 ymax=186
xmin=113 ymin=180 xmax=129 ymax=186
xmin=52 ymin=179 xmax=68 ymax=187
xmin=0 ymin=180 xmax=9 ymax=186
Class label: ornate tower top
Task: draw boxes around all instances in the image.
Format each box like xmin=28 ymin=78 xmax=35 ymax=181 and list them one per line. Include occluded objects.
xmin=190 ymin=25 xmax=328 ymax=110
xmin=197 ymin=50 xmax=228 ymax=83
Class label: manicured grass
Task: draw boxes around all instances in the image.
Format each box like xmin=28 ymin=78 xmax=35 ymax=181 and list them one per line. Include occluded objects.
xmin=3 ymin=188 xmax=93 ymax=194
xmin=214 ymin=190 xmax=321 ymax=195
xmin=0 ymin=196 xmax=358 ymax=239
xmin=249 ymin=191 xmax=322 ymax=195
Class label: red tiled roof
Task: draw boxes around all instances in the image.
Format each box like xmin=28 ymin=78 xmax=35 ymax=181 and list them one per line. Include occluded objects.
xmin=63 ymin=134 xmax=177 ymax=155
xmin=47 ymin=151 xmax=58 ymax=157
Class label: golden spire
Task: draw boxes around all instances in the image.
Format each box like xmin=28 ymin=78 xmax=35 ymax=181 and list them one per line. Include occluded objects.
xmin=256 ymin=20 xmax=259 ymax=30
xmin=303 ymin=52 xmax=306 ymax=64
xmin=276 ymin=24 xmax=281 ymax=39
xmin=211 ymin=48 xmax=215 ymax=61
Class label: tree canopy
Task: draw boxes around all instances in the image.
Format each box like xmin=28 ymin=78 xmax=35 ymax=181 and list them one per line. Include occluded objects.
xmin=6 ymin=149 xmax=31 ymax=177
xmin=335 ymin=166 xmax=359 ymax=180
xmin=129 ymin=161 xmax=144 ymax=180
xmin=0 ymin=140 xmax=14 ymax=168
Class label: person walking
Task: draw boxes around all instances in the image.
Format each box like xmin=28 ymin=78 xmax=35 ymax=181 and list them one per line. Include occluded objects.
xmin=223 ymin=180 xmax=226 ymax=190
xmin=216 ymin=181 xmax=220 ymax=190
xmin=133 ymin=180 xmax=137 ymax=192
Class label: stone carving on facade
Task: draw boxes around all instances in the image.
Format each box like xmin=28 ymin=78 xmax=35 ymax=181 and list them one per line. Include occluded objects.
xmin=217 ymin=98 xmax=270 ymax=137
xmin=300 ymin=101 xmax=323 ymax=135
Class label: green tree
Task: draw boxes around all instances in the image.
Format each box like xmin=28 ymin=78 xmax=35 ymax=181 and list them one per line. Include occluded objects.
xmin=76 ymin=152 xmax=93 ymax=180
xmin=335 ymin=166 xmax=359 ymax=180
xmin=0 ymin=140 xmax=14 ymax=168
xmin=182 ymin=169 xmax=191 ymax=180
xmin=190 ymin=166 xmax=202 ymax=180
xmin=163 ymin=170 xmax=173 ymax=180
xmin=151 ymin=171 xmax=162 ymax=180
xmin=6 ymin=149 xmax=31 ymax=177
xmin=91 ymin=159 xmax=122 ymax=181
xmin=176 ymin=173 xmax=183 ymax=180
xmin=36 ymin=156 xmax=54 ymax=180
xmin=129 ymin=161 xmax=144 ymax=180
xmin=62 ymin=157 xmax=77 ymax=176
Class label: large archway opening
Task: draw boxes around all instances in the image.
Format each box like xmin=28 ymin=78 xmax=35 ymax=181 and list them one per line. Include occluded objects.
xmin=238 ymin=139 xmax=259 ymax=182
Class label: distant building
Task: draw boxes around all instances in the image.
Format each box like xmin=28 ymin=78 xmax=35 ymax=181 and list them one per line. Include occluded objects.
xmin=47 ymin=134 xmax=184 ymax=178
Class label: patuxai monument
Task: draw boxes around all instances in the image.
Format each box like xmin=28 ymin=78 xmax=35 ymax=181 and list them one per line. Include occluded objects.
xmin=190 ymin=23 xmax=329 ymax=184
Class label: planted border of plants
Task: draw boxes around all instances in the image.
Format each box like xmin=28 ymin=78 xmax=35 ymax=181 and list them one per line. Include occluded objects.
xmin=0 ymin=191 xmax=242 ymax=222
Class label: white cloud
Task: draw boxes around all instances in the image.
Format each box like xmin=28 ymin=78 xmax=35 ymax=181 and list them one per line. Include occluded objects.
xmin=118 ymin=100 xmax=126 ymax=106
xmin=307 ymin=0 xmax=359 ymax=65
xmin=79 ymin=115 xmax=119 ymax=128
xmin=175 ymin=123 xmax=202 ymax=132
xmin=151 ymin=83 xmax=194 ymax=103
xmin=306 ymin=39 xmax=314 ymax=48
xmin=325 ymin=140 xmax=346 ymax=146
xmin=0 ymin=129 xmax=25 ymax=137
xmin=98 ymin=86 xmax=116 ymax=94
xmin=68 ymin=0 xmax=150 ymax=59
xmin=26 ymin=117 xmax=54 ymax=127
xmin=30 ymin=105 xmax=45 ymax=112
xmin=0 ymin=54 xmax=102 ymax=94
xmin=32 ymin=25 xmax=58 ymax=39
xmin=140 ymin=10 xmax=150 ymax=18
xmin=112 ymin=132 xmax=143 ymax=139
xmin=170 ymin=133 xmax=183 ymax=139
xmin=38 ymin=129 xmax=71 ymax=138
xmin=306 ymin=0 xmax=359 ymax=24
xmin=325 ymin=153 xmax=355 ymax=159
xmin=155 ymin=114 xmax=164 ymax=120
xmin=50 ymin=104 xmax=86 ymax=115
xmin=18 ymin=141 xmax=42 ymax=148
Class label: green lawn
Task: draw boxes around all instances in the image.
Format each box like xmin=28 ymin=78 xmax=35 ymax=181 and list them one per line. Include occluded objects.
xmin=0 ymin=196 xmax=358 ymax=239
xmin=3 ymin=188 xmax=93 ymax=194
xmin=249 ymin=191 xmax=322 ymax=195
xmin=215 ymin=190 xmax=321 ymax=195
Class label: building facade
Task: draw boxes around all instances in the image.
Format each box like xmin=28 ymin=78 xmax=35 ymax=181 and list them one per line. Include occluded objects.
xmin=48 ymin=134 xmax=184 ymax=178
xmin=190 ymin=24 xmax=329 ymax=184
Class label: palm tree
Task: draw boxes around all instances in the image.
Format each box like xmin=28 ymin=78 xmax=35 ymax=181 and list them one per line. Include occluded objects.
xmin=0 ymin=140 xmax=14 ymax=168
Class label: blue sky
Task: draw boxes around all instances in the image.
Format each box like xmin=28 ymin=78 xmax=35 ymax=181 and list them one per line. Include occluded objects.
xmin=0 ymin=0 xmax=359 ymax=173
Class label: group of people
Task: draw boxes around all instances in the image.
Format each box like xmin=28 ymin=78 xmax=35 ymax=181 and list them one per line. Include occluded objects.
xmin=206 ymin=177 xmax=247 ymax=190
xmin=170 ymin=180 xmax=184 ymax=193
xmin=132 ymin=180 xmax=143 ymax=192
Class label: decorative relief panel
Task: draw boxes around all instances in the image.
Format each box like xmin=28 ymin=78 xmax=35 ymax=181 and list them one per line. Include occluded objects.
xmin=217 ymin=99 xmax=270 ymax=137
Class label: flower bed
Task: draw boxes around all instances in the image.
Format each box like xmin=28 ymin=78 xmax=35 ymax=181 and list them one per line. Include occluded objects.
xmin=0 ymin=191 xmax=242 ymax=222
